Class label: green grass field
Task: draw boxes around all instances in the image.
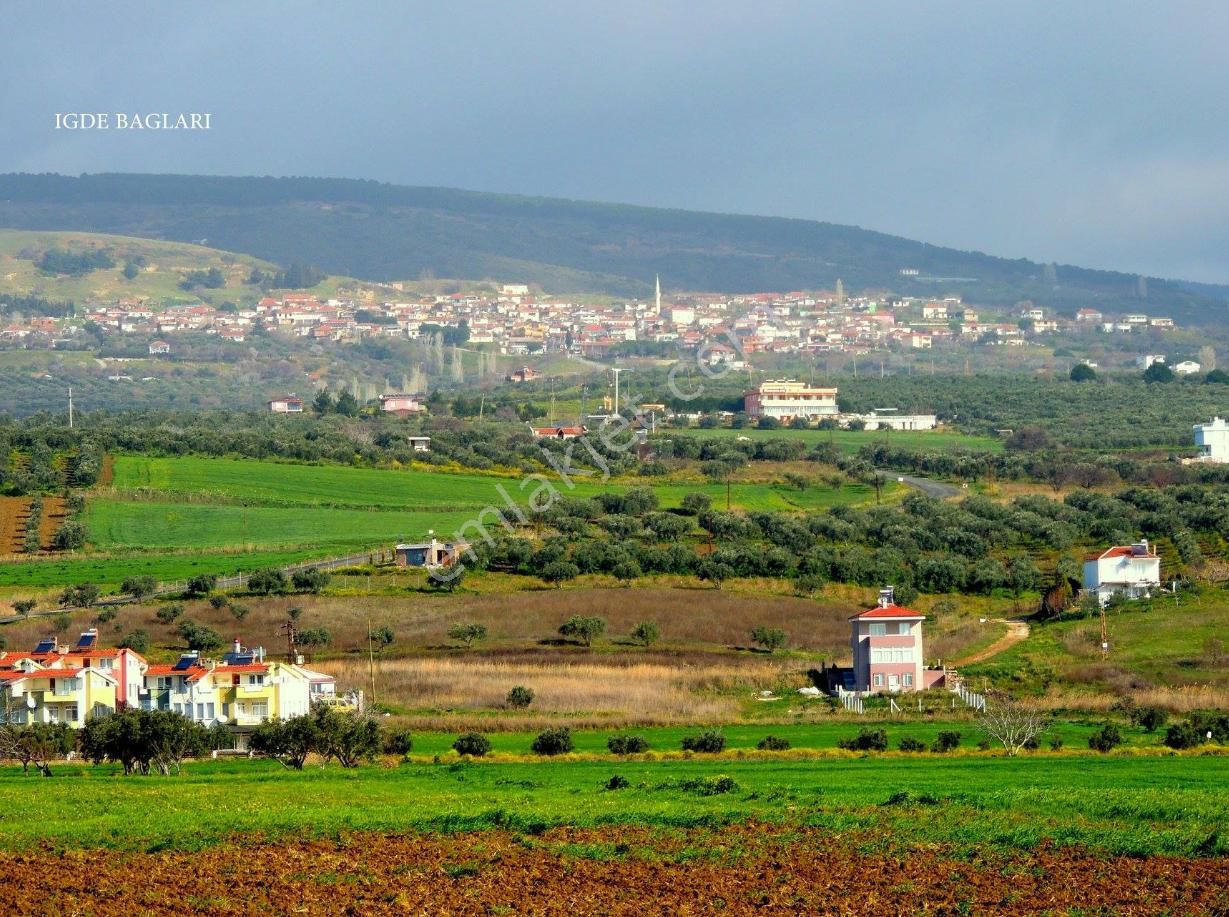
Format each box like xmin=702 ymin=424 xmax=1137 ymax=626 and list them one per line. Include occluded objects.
xmin=677 ymin=425 xmax=1003 ymax=453
xmin=2 ymin=751 xmax=1225 ymax=857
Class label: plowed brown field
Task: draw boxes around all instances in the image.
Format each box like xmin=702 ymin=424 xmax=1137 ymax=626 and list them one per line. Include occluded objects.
xmin=0 ymin=497 xmax=30 ymax=554
xmin=1 ymin=825 xmax=1226 ymax=915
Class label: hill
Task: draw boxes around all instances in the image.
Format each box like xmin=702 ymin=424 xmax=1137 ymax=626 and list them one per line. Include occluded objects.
xmin=0 ymin=229 xmax=278 ymax=308
xmin=1 ymin=173 xmax=1227 ymax=322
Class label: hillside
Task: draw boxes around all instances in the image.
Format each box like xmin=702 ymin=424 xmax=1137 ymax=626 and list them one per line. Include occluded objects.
xmin=2 ymin=173 xmax=1227 ymax=322
xmin=0 ymin=229 xmax=279 ymax=308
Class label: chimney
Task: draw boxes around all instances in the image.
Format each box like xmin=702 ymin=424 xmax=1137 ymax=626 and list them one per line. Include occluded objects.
xmin=878 ymin=587 xmax=895 ymax=608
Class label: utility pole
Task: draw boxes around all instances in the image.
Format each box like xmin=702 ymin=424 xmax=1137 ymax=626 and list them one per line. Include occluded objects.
xmin=611 ymin=367 xmax=628 ymax=416
xmin=367 ymin=612 xmax=378 ymax=706
xmin=67 ymin=387 xmax=73 ymax=429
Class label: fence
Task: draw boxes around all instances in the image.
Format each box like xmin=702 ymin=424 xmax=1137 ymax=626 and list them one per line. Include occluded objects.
xmin=954 ymin=684 xmax=987 ymax=712
xmin=837 ymin=688 xmax=864 ymax=714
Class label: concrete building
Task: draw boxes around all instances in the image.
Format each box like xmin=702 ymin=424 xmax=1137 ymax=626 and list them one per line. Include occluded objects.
xmin=849 ymin=589 xmax=926 ymax=693
xmin=744 ymin=380 xmax=839 ymax=421
xmin=266 ymin=395 xmax=304 ymax=413
xmin=1194 ymin=417 xmax=1229 ymax=463
xmin=1083 ymin=541 xmax=1161 ymax=606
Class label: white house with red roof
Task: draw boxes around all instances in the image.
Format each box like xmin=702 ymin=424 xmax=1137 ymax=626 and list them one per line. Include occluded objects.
xmin=849 ymin=589 xmax=927 ymax=693
xmin=1083 ymin=540 xmax=1161 ymax=606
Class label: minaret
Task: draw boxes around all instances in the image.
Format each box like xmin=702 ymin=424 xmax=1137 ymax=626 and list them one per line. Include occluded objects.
xmin=655 ymin=274 xmax=662 ymax=316
xmin=835 ymin=278 xmax=845 ymax=305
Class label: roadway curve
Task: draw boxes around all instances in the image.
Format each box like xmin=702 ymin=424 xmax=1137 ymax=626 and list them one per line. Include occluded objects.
xmin=890 ymin=473 xmax=962 ymax=499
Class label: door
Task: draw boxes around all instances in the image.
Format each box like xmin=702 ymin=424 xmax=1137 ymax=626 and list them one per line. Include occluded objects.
xmin=888 ymin=675 xmax=899 ymax=692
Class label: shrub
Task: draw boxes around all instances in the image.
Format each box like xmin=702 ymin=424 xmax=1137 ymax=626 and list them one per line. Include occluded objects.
xmin=184 ymin=573 xmax=218 ymax=597
xmin=229 ymin=603 xmax=251 ymax=621
xmin=898 ymin=736 xmax=926 ymax=753
xmin=155 ymin=603 xmax=185 ymax=624
xmin=976 ymin=738 xmax=992 ymax=751
xmin=750 ymin=626 xmax=788 ymax=653
xmin=757 ymin=735 xmax=791 ymax=751
xmin=117 ymin=630 xmax=150 ymax=653
xmin=681 ymin=730 xmax=726 ymax=753
xmin=506 ymin=685 xmax=535 ymax=709
xmin=931 ymin=730 xmax=961 ymax=753
xmin=559 ymin=615 xmax=606 ymax=647
xmin=384 ymin=730 xmax=414 ymax=757
xmin=452 ymin=733 xmax=492 ymax=757
xmin=1048 ymin=735 xmax=1064 ymax=751
xmin=1164 ymin=722 xmax=1205 ymax=750
xmin=291 ymin=569 xmax=331 ymax=594
xmin=605 ymin=775 xmax=630 ymax=790
xmin=208 ymin=595 xmax=229 ymax=610
xmin=631 ymin=621 xmax=660 ymax=647
xmin=607 ymin=735 xmax=649 ymax=755
xmin=531 ymin=727 xmax=574 ymax=756
xmin=1022 ymin=735 xmax=1040 ymax=751
xmin=247 ymin=568 xmax=288 ymax=595
xmin=679 ymin=775 xmax=738 ymax=795
xmin=838 ymin=728 xmax=888 ymax=752
xmin=1132 ymin=706 xmax=1169 ymax=733
xmin=1088 ymin=724 xmax=1123 ymax=753
xmin=447 ymin=622 xmax=487 ymax=648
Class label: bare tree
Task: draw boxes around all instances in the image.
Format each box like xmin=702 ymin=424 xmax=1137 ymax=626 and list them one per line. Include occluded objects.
xmin=977 ymin=697 xmax=1049 ymax=755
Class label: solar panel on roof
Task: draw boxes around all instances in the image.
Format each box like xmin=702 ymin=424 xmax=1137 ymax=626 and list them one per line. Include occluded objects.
xmin=33 ymin=639 xmax=57 ymax=654
xmin=76 ymin=632 xmax=97 ymax=649
xmin=172 ymin=655 xmax=197 ymax=671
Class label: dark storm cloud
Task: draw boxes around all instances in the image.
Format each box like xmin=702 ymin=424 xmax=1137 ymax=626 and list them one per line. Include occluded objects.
xmin=2 ymin=0 xmax=1227 ymax=281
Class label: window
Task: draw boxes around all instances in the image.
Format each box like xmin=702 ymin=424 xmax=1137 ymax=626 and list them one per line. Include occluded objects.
xmin=98 ymin=658 xmax=113 ymax=670
xmin=195 ymin=703 xmax=205 ymax=721
xmin=869 ymin=623 xmax=887 ymax=636
xmin=251 ymin=702 xmax=268 ymax=719
xmin=873 ymin=673 xmax=883 ymax=687
xmin=205 ymin=703 xmax=215 ymax=720
xmin=898 ymin=622 xmax=912 ymax=636
xmin=157 ymin=677 xmax=172 ymax=690
xmin=903 ymin=674 xmax=913 ymax=687
xmin=247 ymin=674 xmax=265 ymax=687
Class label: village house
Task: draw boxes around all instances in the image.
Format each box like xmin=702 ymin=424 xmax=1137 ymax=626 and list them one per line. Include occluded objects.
xmin=266 ymin=395 xmax=304 ymax=413
xmin=530 ymin=425 xmax=587 ymax=439
xmin=148 ymin=340 xmax=171 ymax=355
xmin=1083 ymin=541 xmax=1161 ymax=606
xmin=378 ymin=393 xmax=424 ymax=415
xmin=407 ymin=435 xmax=431 ymax=452
xmin=1194 ymin=417 xmax=1229 ymax=463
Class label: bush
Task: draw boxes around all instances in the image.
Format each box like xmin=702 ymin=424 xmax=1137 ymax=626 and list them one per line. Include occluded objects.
xmin=898 ymin=736 xmax=926 ymax=753
xmin=117 ymin=630 xmax=150 ymax=654
xmin=184 ymin=573 xmax=217 ymax=597
xmin=1048 ymin=735 xmax=1064 ymax=751
xmin=1164 ymin=722 xmax=1205 ymax=750
xmin=681 ymin=730 xmax=726 ymax=753
xmin=155 ymin=603 xmax=185 ymax=624
xmin=531 ymin=727 xmax=574 ymax=756
xmin=247 ymin=568 xmax=288 ymax=595
xmin=607 ymin=735 xmax=649 ymax=755
xmin=208 ymin=595 xmax=229 ymax=610
xmin=1088 ymin=724 xmax=1123 ymax=753
xmin=679 ymin=775 xmax=738 ymax=795
xmin=931 ymin=730 xmax=961 ymax=753
xmin=631 ymin=621 xmax=660 ymax=647
xmin=384 ymin=730 xmax=414 ymax=757
xmin=447 ymin=622 xmax=487 ymax=648
xmin=750 ymin=626 xmax=788 ymax=653
xmin=452 ymin=733 xmax=492 ymax=757
xmin=559 ymin=615 xmax=606 ymax=647
xmin=757 ymin=735 xmax=791 ymax=751
xmin=838 ymin=728 xmax=888 ymax=752
xmin=291 ymin=569 xmax=331 ymax=594
xmin=605 ymin=775 xmax=630 ymax=790
xmin=1132 ymin=706 xmax=1169 ymax=733
xmin=506 ymin=685 xmax=535 ymax=709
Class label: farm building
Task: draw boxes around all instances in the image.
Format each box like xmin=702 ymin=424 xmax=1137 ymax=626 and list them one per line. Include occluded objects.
xmin=395 ymin=537 xmax=469 ymax=569
xmin=267 ymin=395 xmax=304 ymax=413
xmin=379 ymin=393 xmax=425 ymax=415
xmin=407 ymin=436 xmax=431 ymax=452
xmin=1083 ymin=541 xmax=1161 ymax=606
xmin=1193 ymin=417 xmax=1229 ymax=463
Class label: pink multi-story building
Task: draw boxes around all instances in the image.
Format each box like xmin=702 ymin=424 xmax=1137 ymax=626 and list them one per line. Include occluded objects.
xmin=849 ymin=589 xmax=926 ymax=693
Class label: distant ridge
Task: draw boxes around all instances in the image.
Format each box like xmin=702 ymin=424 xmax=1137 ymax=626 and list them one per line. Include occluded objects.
xmin=0 ymin=172 xmax=1225 ymax=321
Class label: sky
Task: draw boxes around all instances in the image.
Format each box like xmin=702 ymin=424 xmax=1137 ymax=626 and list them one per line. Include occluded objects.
xmin=2 ymin=1 xmax=1228 ymax=283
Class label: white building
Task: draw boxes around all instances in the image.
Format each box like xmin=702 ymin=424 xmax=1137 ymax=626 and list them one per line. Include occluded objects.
xmin=1136 ymin=354 xmax=1166 ymax=370
xmin=1173 ymin=361 xmax=1202 ymax=375
xmin=1083 ymin=541 xmax=1161 ymax=606
xmin=1194 ymin=417 xmax=1229 ymax=463
xmin=744 ymin=380 xmax=838 ymax=420
xmin=857 ymin=411 xmax=938 ymax=431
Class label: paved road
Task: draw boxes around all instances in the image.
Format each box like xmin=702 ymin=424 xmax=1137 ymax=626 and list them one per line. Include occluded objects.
xmin=890 ymin=473 xmax=962 ymax=499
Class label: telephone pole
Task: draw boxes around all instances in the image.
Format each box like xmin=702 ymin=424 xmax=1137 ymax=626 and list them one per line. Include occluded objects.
xmin=68 ymin=387 xmax=74 ymax=429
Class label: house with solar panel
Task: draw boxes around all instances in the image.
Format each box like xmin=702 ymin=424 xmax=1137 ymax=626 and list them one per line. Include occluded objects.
xmin=0 ymin=630 xmax=134 ymax=726
xmin=141 ymin=639 xmax=318 ymax=733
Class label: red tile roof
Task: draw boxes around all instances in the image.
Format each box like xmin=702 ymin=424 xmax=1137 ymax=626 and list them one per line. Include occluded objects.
xmin=850 ymin=603 xmax=925 ymax=620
